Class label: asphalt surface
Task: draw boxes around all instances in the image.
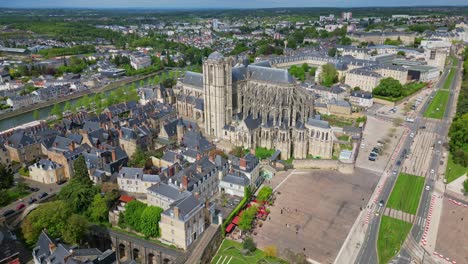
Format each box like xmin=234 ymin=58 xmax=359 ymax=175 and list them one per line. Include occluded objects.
xmin=355 ymin=54 xmax=461 ymax=264
xmin=0 ymin=173 xmax=66 ymax=219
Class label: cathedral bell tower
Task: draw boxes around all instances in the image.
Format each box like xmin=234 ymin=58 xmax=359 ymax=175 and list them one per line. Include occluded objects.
xmin=203 ymin=52 xmax=232 ymax=139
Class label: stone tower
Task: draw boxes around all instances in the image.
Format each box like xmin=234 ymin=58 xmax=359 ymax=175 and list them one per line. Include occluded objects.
xmin=203 ymin=52 xmax=232 ymax=138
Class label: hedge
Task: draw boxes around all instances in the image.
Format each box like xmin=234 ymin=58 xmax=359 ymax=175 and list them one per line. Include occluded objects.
xmin=221 ymin=186 xmax=252 ymax=237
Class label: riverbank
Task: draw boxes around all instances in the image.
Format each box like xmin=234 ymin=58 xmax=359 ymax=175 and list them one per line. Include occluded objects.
xmin=0 ymin=69 xmax=165 ymax=122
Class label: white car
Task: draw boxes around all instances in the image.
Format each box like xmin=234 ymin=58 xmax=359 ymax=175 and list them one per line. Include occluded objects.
xmin=410 ymin=132 xmax=415 ymax=138
xmin=425 ymin=185 xmax=430 ymax=191
xmin=430 ymin=169 xmax=435 ymax=174
xmin=361 ymin=143 xmax=365 ymax=149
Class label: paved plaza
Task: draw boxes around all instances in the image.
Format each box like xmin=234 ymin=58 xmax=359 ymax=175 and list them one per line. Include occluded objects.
xmin=434 ymin=198 xmax=468 ymax=264
xmin=253 ymin=168 xmax=379 ymax=264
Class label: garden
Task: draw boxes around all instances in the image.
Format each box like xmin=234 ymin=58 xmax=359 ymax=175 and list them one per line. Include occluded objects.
xmin=211 ymin=239 xmax=288 ymax=264
xmin=423 ymin=90 xmax=450 ymax=119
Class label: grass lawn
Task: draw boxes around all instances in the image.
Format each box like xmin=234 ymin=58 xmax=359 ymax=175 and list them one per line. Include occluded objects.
xmin=338 ymin=135 xmax=350 ymax=141
xmin=387 ymin=173 xmax=425 ymax=215
xmin=423 ymin=90 xmax=450 ymax=119
xmin=0 ymin=185 xmax=31 ymax=207
xmin=377 ymin=216 xmax=413 ymax=264
xmin=442 ymin=68 xmax=455 ymax=90
xmin=321 ymin=114 xmax=353 ymax=127
xmin=211 ymin=239 xmax=288 ymax=264
xmin=445 ymin=152 xmax=468 ymax=183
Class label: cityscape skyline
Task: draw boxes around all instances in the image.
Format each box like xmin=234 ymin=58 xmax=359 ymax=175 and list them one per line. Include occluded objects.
xmin=2 ymin=0 xmax=468 ymax=9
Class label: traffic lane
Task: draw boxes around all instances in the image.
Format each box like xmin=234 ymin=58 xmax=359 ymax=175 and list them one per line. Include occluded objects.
xmin=0 ymin=175 xmax=66 ymax=215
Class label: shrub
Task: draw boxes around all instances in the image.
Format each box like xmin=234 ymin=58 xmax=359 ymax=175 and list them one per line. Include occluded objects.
xmin=19 ymin=166 xmax=29 ymax=177
xmin=257 ymin=186 xmax=273 ymax=203
xmin=242 ymin=237 xmax=256 ymax=252
xmin=264 ymin=245 xmax=278 ymax=258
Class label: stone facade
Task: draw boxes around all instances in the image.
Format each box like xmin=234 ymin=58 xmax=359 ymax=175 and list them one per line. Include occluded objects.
xmin=176 ymin=52 xmax=334 ymax=160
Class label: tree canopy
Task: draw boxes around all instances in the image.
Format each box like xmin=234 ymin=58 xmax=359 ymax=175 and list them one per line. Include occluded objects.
xmin=373 ymin=78 xmax=403 ymax=98
xmin=0 ymin=163 xmax=14 ymax=189
xmin=321 ymin=63 xmax=338 ymax=87
xmin=22 ymin=201 xmax=88 ymax=245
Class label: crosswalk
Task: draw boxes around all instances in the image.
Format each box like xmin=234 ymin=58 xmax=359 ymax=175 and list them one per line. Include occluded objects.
xmin=215 ymin=256 xmax=233 ymax=264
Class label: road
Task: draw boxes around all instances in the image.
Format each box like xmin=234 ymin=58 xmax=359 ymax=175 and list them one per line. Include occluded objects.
xmin=394 ymin=53 xmax=462 ymax=264
xmin=355 ymin=54 xmax=461 ymax=264
xmin=0 ymin=173 xmax=66 ymax=220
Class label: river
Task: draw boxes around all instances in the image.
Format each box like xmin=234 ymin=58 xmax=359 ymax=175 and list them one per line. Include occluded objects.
xmin=0 ymin=74 xmax=160 ymax=132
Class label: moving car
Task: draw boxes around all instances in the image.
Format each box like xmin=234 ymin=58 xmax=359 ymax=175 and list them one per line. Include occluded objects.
xmin=425 ymin=185 xmax=430 ymax=191
xmin=379 ymin=200 xmax=385 ymax=207
xmin=368 ymin=156 xmax=376 ymax=161
xmin=38 ymin=192 xmax=48 ymax=199
xmin=56 ymin=179 xmax=67 ymax=185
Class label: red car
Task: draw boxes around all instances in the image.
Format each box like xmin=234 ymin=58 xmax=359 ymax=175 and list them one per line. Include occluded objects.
xmin=16 ymin=203 xmax=25 ymax=211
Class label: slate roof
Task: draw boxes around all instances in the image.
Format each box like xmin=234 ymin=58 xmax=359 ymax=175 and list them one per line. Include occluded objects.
xmin=222 ymin=173 xmax=250 ymax=186
xmin=307 ymin=118 xmax=331 ymax=129
xmin=162 ymin=194 xmax=202 ymax=221
xmin=7 ymin=131 xmax=36 ymax=148
xmin=247 ymin=65 xmax=294 ymax=84
xmin=147 ymin=182 xmax=190 ymax=202
xmin=182 ymin=72 xmax=203 ymax=88
xmin=119 ymin=167 xmax=160 ymax=182
xmin=208 ymin=51 xmax=224 ymax=60
xmin=172 ymin=156 xmax=216 ymax=191
xmin=350 ymin=91 xmax=373 ymax=99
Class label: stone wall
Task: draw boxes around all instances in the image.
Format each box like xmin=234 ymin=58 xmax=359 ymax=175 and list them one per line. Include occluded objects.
xmin=198 ymin=227 xmax=223 ymax=264
xmin=292 ymin=159 xmax=354 ymax=174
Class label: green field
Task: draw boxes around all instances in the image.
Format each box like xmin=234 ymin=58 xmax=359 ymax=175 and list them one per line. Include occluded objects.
xmin=211 ymin=239 xmax=288 ymax=264
xmin=443 ymin=68 xmax=456 ymax=90
xmin=445 ymin=153 xmax=468 ymax=183
xmin=424 ymin=90 xmax=450 ymax=119
xmin=387 ymin=173 xmax=425 ymax=215
xmin=377 ymin=216 xmax=413 ymax=264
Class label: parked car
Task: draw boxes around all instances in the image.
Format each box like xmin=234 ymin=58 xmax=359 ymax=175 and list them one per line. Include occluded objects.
xmin=38 ymin=192 xmax=48 ymax=199
xmin=2 ymin=209 xmax=15 ymax=217
xmin=419 ymin=126 xmax=426 ymax=129
xmin=28 ymin=197 xmax=37 ymax=204
xmin=56 ymin=179 xmax=67 ymax=185
xmin=368 ymin=156 xmax=376 ymax=161
xmin=379 ymin=200 xmax=385 ymax=207
xmin=29 ymin=187 xmax=39 ymax=192
xmin=16 ymin=203 xmax=25 ymax=211
xmin=396 ymin=160 xmax=401 ymax=166
xmin=425 ymin=185 xmax=430 ymax=191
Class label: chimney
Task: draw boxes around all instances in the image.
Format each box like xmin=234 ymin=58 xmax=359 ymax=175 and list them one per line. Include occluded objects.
xmin=239 ymin=158 xmax=247 ymax=170
xmin=174 ymin=206 xmax=180 ymax=218
xmin=49 ymin=243 xmax=56 ymax=253
xmin=196 ymin=153 xmax=201 ymax=161
xmin=69 ymin=141 xmax=75 ymax=151
xmin=197 ymin=163 xmax=202 ymax=173
xmin=194 ymin=192 xmax=199 ymax=200
xmin=111 ymin=149 xmax=117 ymax=162
xmin=53 ymin=142 xmax=58 ymax=148
xmin=182 ymin=175 xmax=188 ymax=189
xmin=118 ymin=128 xmax=123 ymax=138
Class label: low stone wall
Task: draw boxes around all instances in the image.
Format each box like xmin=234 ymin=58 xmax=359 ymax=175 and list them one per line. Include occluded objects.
xmin=373 ymin=97 xmax=396 ymax=106
xmin=197 ymin=227 xmax=223 ymax=264
xmin=292 ymin=159 xmax=355 ymax=174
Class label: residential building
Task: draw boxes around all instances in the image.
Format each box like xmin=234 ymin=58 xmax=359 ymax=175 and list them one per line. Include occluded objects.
xmin=28 ymin=159 xmax=65 ymax=184
xmin=349 ymin=91 xmax=374 ymax=108
xmin=117 ymin=167 xmax=161 ymax=193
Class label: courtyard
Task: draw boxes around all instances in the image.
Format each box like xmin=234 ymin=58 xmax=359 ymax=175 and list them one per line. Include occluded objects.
xmin=253 ymin=168 xmax=379 ymax=264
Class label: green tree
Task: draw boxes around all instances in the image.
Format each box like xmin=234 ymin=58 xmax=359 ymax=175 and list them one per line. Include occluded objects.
xmin=397 ymin=51 xmax=406 ymax=56
xmin=33 ymin=110 xmax=40 ymax=120
xmin=321 ymin=63 xmax=338 ymax=87
xmin=63 ymin=102 xmax=73 ymax=112
xmin=257 ymin=186 xmax=273 ymax=203
xmin=238 ymin=206 xmax=258 ymax=231
xmin=140 ymin=206 xmax=164 ymax=238
xmin=58 ymin=156 xmax=98 ymax=213
xmin=464 ymin=179 xmax=468 ymax=193
xmin=50 ymin=103 xmax=63 ymax=118
xmin=328 ymin=47 xmax=337 ymax=57
xmin=0 ymin=163 xmax=14 ymax=189
xmin=123 ymin=200 xmax=147 ymax=232
xmin=61 ymin=214 xmax=89 ymax=244
xmin=21 ymin=201 xmax=87 ymax=245
xmin=88 ymin=194 xmax=109 ymax=223
xmin=128 ymin=147 xmax=148 ymax=168
xmin=373 ymin=77 xmax=403 ymax=98
xmin=243 ymin=237 xmax=257 ymax=252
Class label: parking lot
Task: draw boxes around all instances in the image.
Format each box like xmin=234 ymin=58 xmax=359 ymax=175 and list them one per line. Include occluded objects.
xmin=253 ymin=168 xmax=379 ymax=264
xmin=355 ymin=116 xmax=404 ymax=174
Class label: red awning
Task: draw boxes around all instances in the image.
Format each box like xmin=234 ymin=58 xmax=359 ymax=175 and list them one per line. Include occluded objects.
xmin=225 ymin=223 xmax=235 ymax=233
xmin=232 ymin=216 xmax=240 ymax=225
xmin=238 ymin=211 xmax=243 ymax=217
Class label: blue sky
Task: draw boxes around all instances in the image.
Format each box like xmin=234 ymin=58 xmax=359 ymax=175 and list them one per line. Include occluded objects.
xmin=1 ymin=0 xmax=467 ymax=9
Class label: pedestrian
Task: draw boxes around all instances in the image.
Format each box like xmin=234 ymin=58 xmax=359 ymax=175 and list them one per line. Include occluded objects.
xmin=296 ymin=231 xmax=298 ymax=235
xmin=281 ymin=209 xmax=283 ymax=214
xmin=303 ymin=248 xmax=306 ymax=251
